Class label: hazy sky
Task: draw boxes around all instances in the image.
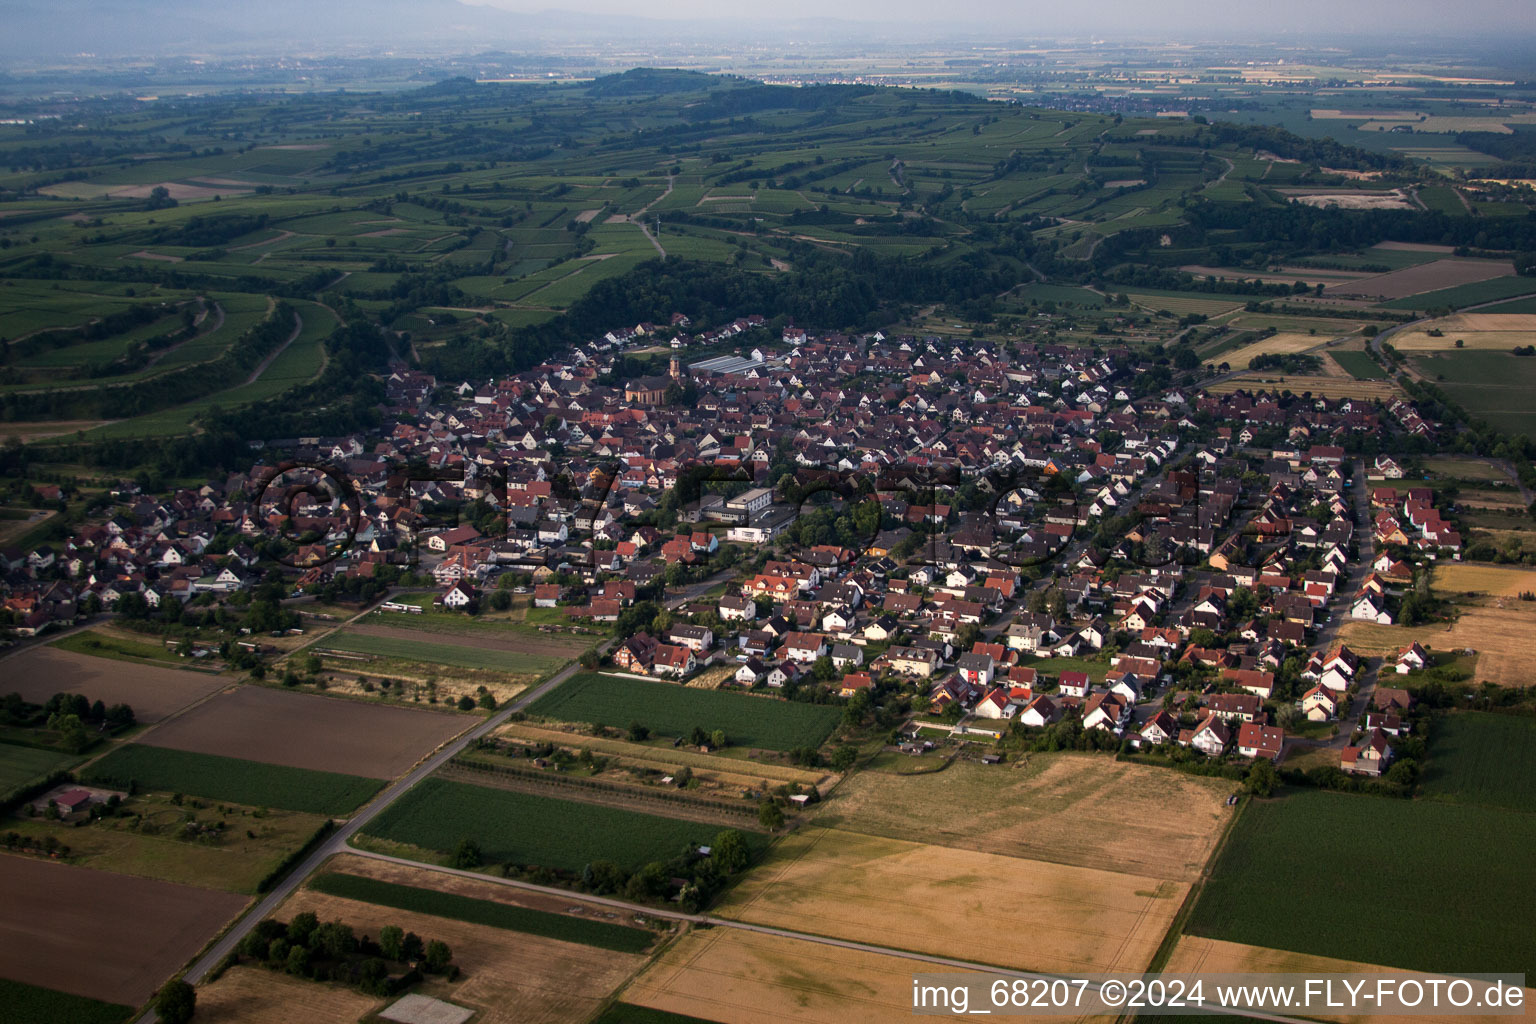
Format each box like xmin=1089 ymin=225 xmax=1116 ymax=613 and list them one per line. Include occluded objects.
xmin=464 ymin=0 xmax=1536 ymax=35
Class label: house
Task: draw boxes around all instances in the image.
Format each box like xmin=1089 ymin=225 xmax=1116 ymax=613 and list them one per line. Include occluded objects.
xmin=667 ymin=623 xmax=715 ymax=653
xmin=1301 ymin=685 xmax=1342 ymax=722
xmin=1342 ymin=728 xmax=1394 ymax=776
xmin=830 ymin=643 xmax=864 ymax=669
xmin=614 ymin=632 xmax=660 ymax=673
xmin=956 ymin=652 xmax=996 ymax=688
xmin=838 ymin=672 xmax=874 ymax=698
xmin=1237 ymin=721 xmax=1284 ymax=761
xmin=1364 ymin=711 xmax=1406 ymax=736
xmin=651 ymin=643 xmax=697 ymax=678
xmin=782 ymin=632 xmax=828 ymax=664
xmin=1374 ymin=687 xmax=1413 ymax=712
xmin=1350 ymin=593 xmax=1393 ymax=624
xmin=1204 ymin=693 xmax=1262 ymax=723
xmin=1222 ymin=668 xmax=1275 ymax=700
xmin=886 ymin=646 xmax=939 ymax=678
xmin=1057 ymin=670 xmax=1091 ymax=698
xmin=735 ymin=658 xmax=768 ymax=685
xmin=439 ymin=582 xmax=477 ymax=609
xmin=718 ymin=594 xmax=756 ymax=622
xmin=533 ymin=583 xmax=562 ymax=608
xmin=1137 ymin=710 xmax=1180 ymax=748
xmin=973 ymin=686 xmax=1016 ymax=720
xmin=1019 ymin=695 xmax=1060 ymax=728
xmin=1395 ymin=642 xmax=1429 ymax=674
xmin=1185 ymin=714 xmax=1232 ymax=756
xmin=1082 ymin=691 xmax=1130 ymax=733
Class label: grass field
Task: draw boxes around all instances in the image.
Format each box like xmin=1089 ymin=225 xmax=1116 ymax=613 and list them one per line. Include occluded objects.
xmin=527 ymin=672 xmax=841 ymax=752
xmin=717 ymin=827 xmax=1184 ymax=974
xmin=1329 ymin=349 xmax=1390 ymax=379
xmin=1186 ymin=789 xmax=1536 ymax=975
xmin=308 ymin=871 xmax=655 ymax=952
xmin=50 ymin=629 xmax=186 ymax=665
xmin=6 ymin=792 xmax=328 ymax=893
xmin=0 ymin=742 xmax=77 ymax=793
xmin=362 ymin=776 xmax=764 ymax=872
xmin=814 ymin=754 xmax=1235 ymax=880
xmin=0 ymin=979 xmax=132 ymax=1024
xmin=320 ymin=628 xmax=568 ymax=675
xmin=1421 ymin=712 xmax=1536 ymax=814
xmin=82 ymin=744 xmax=382 ymax=815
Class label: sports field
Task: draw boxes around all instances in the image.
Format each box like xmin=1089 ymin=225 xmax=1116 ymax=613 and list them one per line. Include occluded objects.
xmin=362 ymin=776 xmax=764 ymax=871
xmin=81 ymin=744 xmax=382 ymax=815
xmin=814 ymin=755 xmax=1235 ymax=880
xmin=527 ymin=672 xmax=841 ymax=752
xmin=1186 ymin=789 xmax=1536 ymax=975
xmin=717 ymin=827 xmax=1184 ymax=974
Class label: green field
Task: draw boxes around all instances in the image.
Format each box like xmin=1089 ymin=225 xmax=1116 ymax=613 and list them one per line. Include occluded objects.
xmin=591 ymin=1006 xmax=723 ymax=1024
xmin=1328 ymin=349 xmax=1389 ymax=379
xmin=527 ymin=672 xmax=841 ymax=752
xmin=81 ymin=744 xmax=381 ymax=815
xmin=362 ymin=776 xmax=764 ymax=872
xmin=308 ymin=872 xmax=656 ymax=952
xmin=0 ymin=741 xmax=78 ymax=794
xmin=1380 ymin=275 xmax=1536 ymax=311
xmin=50 ymin=629 xmax=187 ymax=665
xmin=1421 ymin=712 xmax=1536 ymax=814
xmin=0 ymin=979 xmax=132 ymax=1024
xmin=1186 ymin=788 xmax=1536 ymax=974
xmin=319 ymin=629 xmax=567 ymax=675
xmin=1413 ymin=349 xmax=1536 ymax=436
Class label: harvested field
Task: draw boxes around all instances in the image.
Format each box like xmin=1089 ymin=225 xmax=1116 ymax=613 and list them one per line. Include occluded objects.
xmin=1206 ymin=332 xmax=1322 ymax=368
xmin=1325 ymin=258 xmax=1512 ymax=299
xmin=189 ymin=964 xmax=380 ymax=1024
xmin=813 ymin=755 xmax=1235 ymax=881
xmin=1390 ymin=313 xmax=1536 ymax=350
xmin=1434 ymin=561 xmax=1536 ymax=597
xmin=1166 ymin=936 xmax=1536 ymax=1024
xmin=1204 ymin=374 xmax=1399 ymax=401
xmin=275 ymin=887 xmax=646 ymax=1024
xmin=717 ymin=828 xmax=1185 ymax=974
xmin=0 ymin=857 xmax=245 ymax=1005
xmin=140 ymin=685 xmax=467 ymax=777
xmin=1291 ymin=191 xmax=1414 ymax=210
xmin=626 ymin=927 xmax=1079 ymax=1024
xmin=0 ymin=647 xmax=225 ymax=722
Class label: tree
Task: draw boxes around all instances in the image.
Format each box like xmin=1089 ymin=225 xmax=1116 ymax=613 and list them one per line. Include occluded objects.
xmin=1244 ymin=759 xmax=1278 ymax=798
xmin=451 ymin=837 xmax=484 ymax=869
xmin=758 ymin=800 xmax=785 ymax=830
xmin=710 ymin=728 xmax=727 ymax=749
xmin=712 ymin=829 xmax=750 ymax=873
xmin=424 ymin=939 xmax=453 ymax=973
xmin=154 ymin=980 xmax=195 ymax=1024
xmin=831 ymin=744 xmax=859 ymax=771
xmin=379 ymin=924 xmax=405 ymax=961
xmin=627 ymin=721 xmax=650 ymax=742
xmin=400 ymin=930 xmax=425 ymax=962
xmin=287 ymin=911 xmax=319 ymax=947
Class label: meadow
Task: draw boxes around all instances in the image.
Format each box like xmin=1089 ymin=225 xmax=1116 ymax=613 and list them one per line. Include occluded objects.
xmin=1186 ymin=789 xmax=1536 ymax=975
xmin=361 ymin=776 xmax=764 ymax=871
xmin=320 ymin=627 xmax=567 ymax=675
xmin=0 ymin=742 xmax=78 ymax=794
xmin=81 ymin=744 xmax=382 ymax=815
xmin=0 ymin=979 xmax=131 ymax=1024
xmin=526 ymin=672 xmax=841 ymax=752
xmin=1420 ymin=712 xmax=1536 ymax=814
xmin=308 ymin=871 xmax=656 ymax=952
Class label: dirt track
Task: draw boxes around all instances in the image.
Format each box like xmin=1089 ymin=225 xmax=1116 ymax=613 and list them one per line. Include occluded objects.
xmin=0 ymin=856 xmax=245 ymax=1005
xmin=141 ymin=684 xmax=469 ymax=778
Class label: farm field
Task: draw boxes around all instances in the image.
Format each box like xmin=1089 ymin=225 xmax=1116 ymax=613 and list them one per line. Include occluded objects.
xmin=1206 ymin=332 xmax=1322 ymax=368
xmin=1413 ymin=349 xmax=1536 ymax=436
xmin=624 ymin=927 xmax=1055 ymax=1024
xmin=1203 ymin=373 xmax=1399 ymax=400
xmin=138 ymin=684 xmax=466 ymax=777
xmin=0 ymin=856 xmax=246 ymax=1006
xmin=1166 ymin=936 xmax=1536 ymax=1024
xmin=184 ymin=965 xmax=381 ymax=1024
xmin=1329 ymin=349 xmax=1390 ymax=378
xmin=0 ymin=646 xmax=226 ymax=722
xmin=361 ymin=776 xmax=764 ymax=871
xmin=6 ymin=791 xmax=328 ymax=893
xmin=1322 ymin=258 xmax=1512 ymax=300
xmin=813 ymin=755 xmax=1235 ymax=880
xmin=50 ymin=628 xmax=189 ymax=665
xmin=1186 ymin=789 xmax=1536 ymax=975
xmin=1380 ymin=275 xmax=1536 ymax=310
xmin=0 ymin=741 xmax=78 ymax=793
xmin=82 ymin=744 xmax=381 ymax=815
xmin=717 ymin=827 xmax=1184 ymax=974
xmin=0 ymin=979 xmax=132 ymax=1024
xmin=1421 ymin=457 xmax=1515 ymax=481
xmin=308 ymin=870 xmax=656 ymax=952
xmin=1421 ymin=712 xmax=1536 ymax=814
xmin=271 ymin=885 xmax=648 ymax=1024
xmin=527 ymin=672 xmax=842 ymax=752
xmin=357 ymin=609 xmax=595 ymax=657
xmin=1434 ymin=562 xmax=1536 ymax=597
xmin=1390 ymin=312 xmax=1536 ymax=350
